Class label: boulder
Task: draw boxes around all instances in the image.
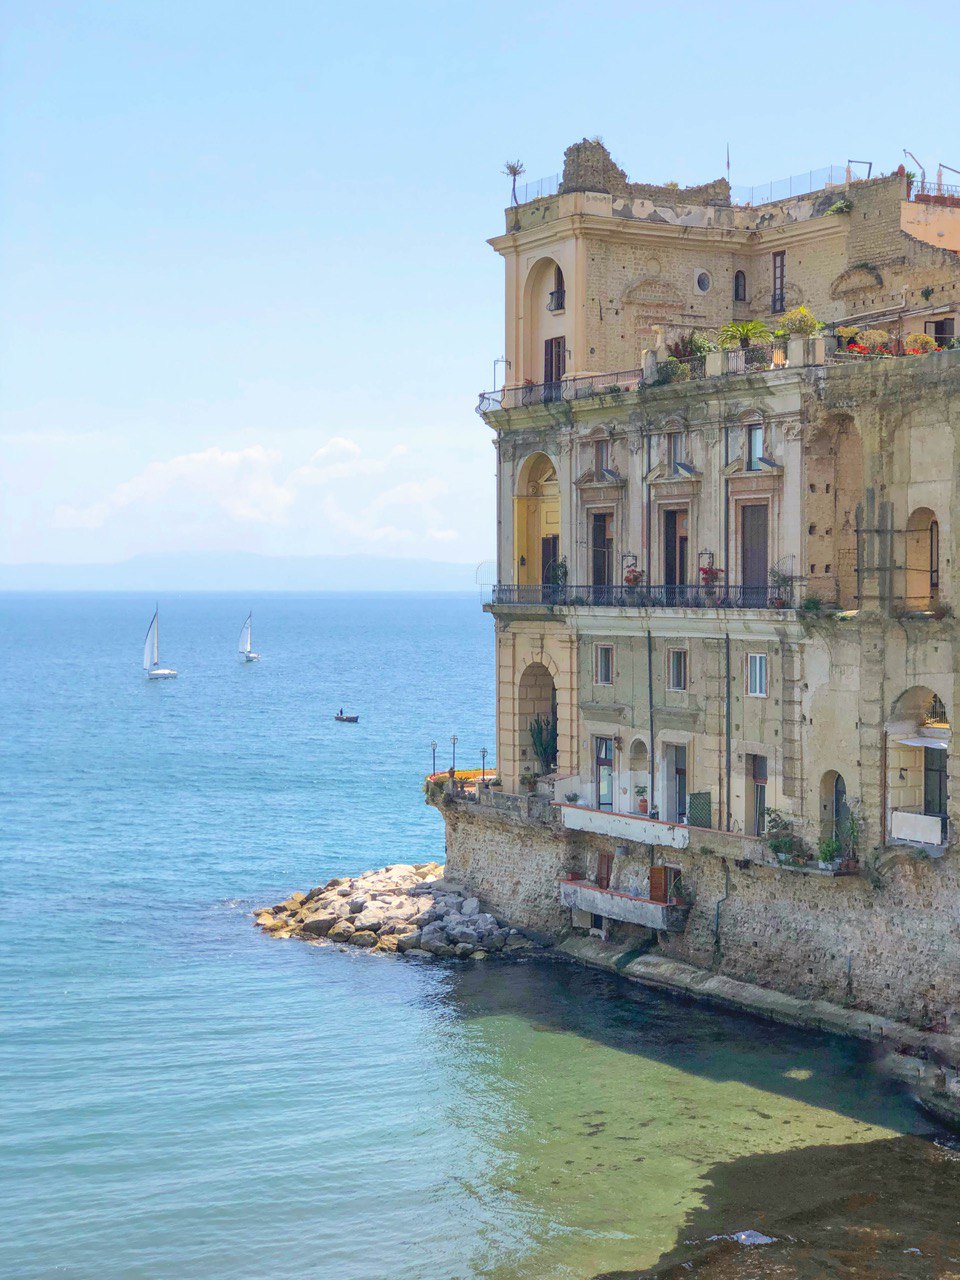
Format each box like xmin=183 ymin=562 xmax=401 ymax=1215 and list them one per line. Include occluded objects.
xmin=354 ymin=907 xmax=386 ymax=932
xmin=473 ymin=913 xmax=499 ymax=936
xmin=504 ymin=934 xmax=538 ymax=953
xmin=254 ymin=911 xmax=275 ymax=926
xmin=348 ymin=896 xmax=367 ymax=913
xmin=420 ymin=921 xmax=449 ymax=947
xmin=448 ymin=927 xmax=479 ymax=947
xmin=327 ymin=920 xmax=355 ymax=942
xmin=288 ymin=891 xmax=307 ymax=906
xmin=485 ymin=931 xmax=508 ymax=952
xmin=376 ymin=934 xmax=401 ymax=953
xmin=454 ymin=942 xmax=476 ymax=958
xmin=472 ymin=950 xmax=489 ymax=960
xmin=349 ymin=930 xmax=379 ymax=948
xmin=336 ymin=885 xmax=353 ymax=897
xmin=461 ymin=897 xmax=480 ymax=916
xmin=397 ymin=930 xmax=422 ymax=952
xmin=431 ymin=943 xmax=456 ymax=958
xmin=401 ymin=948 xmax=434 ymax=959
xmin=300 ymin=914 xmax=337 ymax=937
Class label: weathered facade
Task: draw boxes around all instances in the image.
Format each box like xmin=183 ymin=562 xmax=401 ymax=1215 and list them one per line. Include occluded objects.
xmin=435 ymin=142 xmax=960 ymax=1033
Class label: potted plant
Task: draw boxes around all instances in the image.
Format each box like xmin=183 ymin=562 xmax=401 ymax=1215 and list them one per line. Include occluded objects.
xmin=769 ymin=568 xmax=792 ymax=609
xmin=700 ymin=563 xmax=724 ymax=600
xmin=718 ymin=319 xmax=773 ymax=351
xmin=564 ymin=791 xmax=580 ymax=805
xmin=635 ymin=784 xmax=648 ymax=815
xmin=519 ymin=769 xmax=538 ymax=793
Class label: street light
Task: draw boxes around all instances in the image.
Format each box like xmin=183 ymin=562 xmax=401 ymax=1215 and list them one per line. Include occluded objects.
xmin=451 ymin=734 xmax=458 ymax=773
xmin=480 ymin=747 xmax=488 ymax=781
xmin=431 ymin=741 xmax=438 ymax=775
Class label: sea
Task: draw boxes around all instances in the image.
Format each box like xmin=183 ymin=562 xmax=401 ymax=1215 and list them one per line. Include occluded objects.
xmin=2 ymin=591 xmax=960 ymax=1280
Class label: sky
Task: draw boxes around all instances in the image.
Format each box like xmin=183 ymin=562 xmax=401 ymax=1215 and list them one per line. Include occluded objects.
xmin=3 ymin=1 xmax=960 ymax=572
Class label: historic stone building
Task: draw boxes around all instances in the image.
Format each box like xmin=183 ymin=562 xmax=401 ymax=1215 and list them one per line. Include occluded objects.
xmin=433 ymin=141 xmax=960 ymax=1032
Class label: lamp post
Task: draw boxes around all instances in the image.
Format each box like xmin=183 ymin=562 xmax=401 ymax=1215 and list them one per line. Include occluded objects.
xmin=481 ymin=747 xmax=488 ymax=782
xmin=431 ymin=740 xmax=437 ymax=775
xmin=451 ymin=734 xmax=458 ymax=774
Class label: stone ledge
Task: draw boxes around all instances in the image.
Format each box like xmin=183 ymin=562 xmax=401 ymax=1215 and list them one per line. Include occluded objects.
xmin=555 ymin=935 xmax=960 ymax=1072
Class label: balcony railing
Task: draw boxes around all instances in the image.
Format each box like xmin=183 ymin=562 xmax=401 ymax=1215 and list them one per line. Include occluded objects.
xmin=491 ymin=582 xmax=800 ymax=610
xmin=547 ymin=287 xmax=566 ymax=312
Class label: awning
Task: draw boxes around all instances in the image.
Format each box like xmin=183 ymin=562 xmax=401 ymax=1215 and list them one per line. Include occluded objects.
xmin=893 ymin=735 xmax=949 ymax=750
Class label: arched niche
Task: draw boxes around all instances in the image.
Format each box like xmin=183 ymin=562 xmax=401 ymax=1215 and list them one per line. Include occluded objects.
xmin=514 ymin=452 xmax=560 ymax=586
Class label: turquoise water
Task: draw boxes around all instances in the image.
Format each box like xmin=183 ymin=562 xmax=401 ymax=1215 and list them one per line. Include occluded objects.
xmin=2 ymin=593 xmax=957 ymax=1280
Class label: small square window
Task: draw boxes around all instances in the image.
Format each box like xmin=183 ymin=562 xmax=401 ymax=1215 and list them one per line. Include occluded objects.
xmin=594 ymin=644 xmax=614 ymax=685
xmin=668 ymin=648 xmax=688 ymax=691
xmin=747 ymin=653 xmax=768 ymax=697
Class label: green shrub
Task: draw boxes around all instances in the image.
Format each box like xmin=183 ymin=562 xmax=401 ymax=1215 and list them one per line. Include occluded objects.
xmin=781 ymin=306 xmax=820 ymax=336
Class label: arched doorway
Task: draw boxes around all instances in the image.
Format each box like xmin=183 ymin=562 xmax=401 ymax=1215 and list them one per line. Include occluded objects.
xmin=628 ymin=738 xmax=650 ymax=812
xmin=905 ymin=508 xmax=940 ymax=610
xmin=518 ymin=662 xmax=557 ymax=776
xmin=886 ymin=686 xmax=950 ymax=846
xmin=820 ymin=770 xmax=850 ymax=842
xmin=514 ymin=453 xmax=560 ymax=588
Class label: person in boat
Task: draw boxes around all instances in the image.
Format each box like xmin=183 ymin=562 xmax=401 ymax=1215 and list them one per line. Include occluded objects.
xmin=339 ymin=707 xmax=343 ymax=716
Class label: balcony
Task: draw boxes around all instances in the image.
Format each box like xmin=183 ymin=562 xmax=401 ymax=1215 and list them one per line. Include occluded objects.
xmin=490 ymin=582 xmax=801 ymax=611
xmin=547 ymin=287 xmax=566 ymax=312
xmin=560 ymin=878 xmax=690 ymax=932
xmin=559 ymin=803 xmax=690 ymax=848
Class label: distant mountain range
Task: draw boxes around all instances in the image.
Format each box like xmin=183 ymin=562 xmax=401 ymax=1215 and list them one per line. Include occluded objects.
xmin=0 ymin=552 xmax=494 ymax=592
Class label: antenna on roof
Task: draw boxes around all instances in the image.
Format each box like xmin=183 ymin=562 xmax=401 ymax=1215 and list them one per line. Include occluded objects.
xmin=903 ymin=150 xmax=925 ymax=187
xmin=846 ymin=158 xmax=873 ymax=181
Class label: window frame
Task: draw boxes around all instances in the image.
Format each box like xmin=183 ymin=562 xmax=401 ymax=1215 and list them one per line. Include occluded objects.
xmin=594 ymin=643 xmax=614 ymax=686
xmin=746 ymin=652 xmax=768 ymax=698
xmin=734 ymin=269 xmax=747 ymax=303
xmin=667 ymin=647 xmax=688 ymax=692
xmin=746 ymin=423 xmax=764 ymax=472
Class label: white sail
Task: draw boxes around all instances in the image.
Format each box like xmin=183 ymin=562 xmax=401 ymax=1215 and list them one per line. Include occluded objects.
xmin=143 ymin=609 xmax=159 ymax=670
xmin=239 ymin=612 xmax=252 ymax=655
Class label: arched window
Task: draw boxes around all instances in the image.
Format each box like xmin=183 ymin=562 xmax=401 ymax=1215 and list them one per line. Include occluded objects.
xmin=734 ymin=270 xmax=747 ymax=302
xmin=548 ymin=265 xmax=565 ymax=312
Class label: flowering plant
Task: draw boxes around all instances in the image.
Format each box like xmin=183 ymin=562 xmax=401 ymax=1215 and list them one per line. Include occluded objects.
xmin=624 ymin=565 xmax=644 ymax=586
xmin=700 ymin=565 xmax=724 ymax=585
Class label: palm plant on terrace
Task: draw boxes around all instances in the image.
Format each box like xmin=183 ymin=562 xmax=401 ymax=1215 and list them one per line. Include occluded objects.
xmin=503 ymin=160 xmax=525 ymax=206
xmin=718 ymin=319 xmax=773 ymax=350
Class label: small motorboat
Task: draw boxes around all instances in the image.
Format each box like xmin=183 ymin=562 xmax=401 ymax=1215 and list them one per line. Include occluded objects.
xmin=143 ymin=606 xmax=177 ymax=679
xmin=334 ymin=711 xmax=359 ymax=723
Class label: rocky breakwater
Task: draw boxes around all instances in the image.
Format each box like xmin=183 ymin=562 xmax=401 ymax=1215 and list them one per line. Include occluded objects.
xmin=254 ymin=861 xmax=545 ymax=961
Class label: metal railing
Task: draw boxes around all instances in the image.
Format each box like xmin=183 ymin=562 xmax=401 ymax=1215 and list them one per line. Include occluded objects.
xmin=491 ymin=582 xmax=801 ymax=610
xmin=486 ymin=369 xmax=644 ymax=411
xmin=547 ymin=288 xmax=566 ymax=312
xmin=724 ymin=343 xmax=786 ymax=374
xmin=911 ymin=180 xmax=960 ymax=202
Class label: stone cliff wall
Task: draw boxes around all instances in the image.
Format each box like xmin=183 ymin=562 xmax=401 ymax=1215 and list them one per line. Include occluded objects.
xmin=439 ymin=802 xmax=960 ymax=1030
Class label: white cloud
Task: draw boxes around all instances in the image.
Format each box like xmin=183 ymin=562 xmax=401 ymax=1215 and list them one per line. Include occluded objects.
xmin=48 ymin=436 xmax=468 ymax=555
xmin=54 ymin=444 xmax=292 ymax=529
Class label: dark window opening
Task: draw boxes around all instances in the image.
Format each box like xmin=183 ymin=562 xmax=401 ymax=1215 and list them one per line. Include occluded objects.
xmin=734 ymin=270 xmax=747 ymax=302
xmin=772 ymin=252 xmax=786 ymax=313
xmin=548 ymin=265 xmax=566 ymax=312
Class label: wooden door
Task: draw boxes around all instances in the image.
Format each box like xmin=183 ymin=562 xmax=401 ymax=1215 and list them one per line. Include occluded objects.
xmin=596 ymin=851 xmax=614 ymax=890
xmin=649 ymin=865 xmax=668 ymax=904
xmin=741 ymin=504 xmax=769 ymax=606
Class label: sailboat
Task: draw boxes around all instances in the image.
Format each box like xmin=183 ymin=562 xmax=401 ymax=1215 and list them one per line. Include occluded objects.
xmin=238 ymin=611 xmax=260 ymax=663
xmin=143 ymin=606 xmax=177 ymax=680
